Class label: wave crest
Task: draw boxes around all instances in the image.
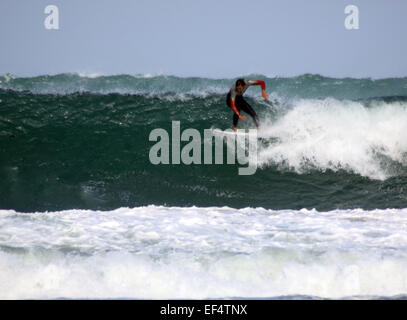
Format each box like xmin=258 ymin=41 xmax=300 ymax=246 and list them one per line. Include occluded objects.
xmin=257 ymin=98 xmax=407 ymax=180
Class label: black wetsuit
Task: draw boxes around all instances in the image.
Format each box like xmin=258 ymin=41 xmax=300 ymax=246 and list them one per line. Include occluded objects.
xmin=226 ymin=91 xmax=260 ymax=128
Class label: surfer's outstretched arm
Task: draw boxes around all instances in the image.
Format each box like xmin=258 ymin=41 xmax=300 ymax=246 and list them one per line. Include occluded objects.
xmin=248 ymin=80 xmax=269 ymax=99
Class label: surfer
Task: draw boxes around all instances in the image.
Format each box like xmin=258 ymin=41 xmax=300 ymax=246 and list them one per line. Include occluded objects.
xmin=226 ymin=79 xmax=269 ymax=131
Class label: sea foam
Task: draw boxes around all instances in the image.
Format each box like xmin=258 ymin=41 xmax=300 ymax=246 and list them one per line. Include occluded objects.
xmin=1 ymin=206 xmax=407 ymax=299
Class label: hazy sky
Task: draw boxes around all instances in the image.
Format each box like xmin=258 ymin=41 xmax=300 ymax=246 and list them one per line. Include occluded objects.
xmin=1 ymin=0 xmax=406 ymax=78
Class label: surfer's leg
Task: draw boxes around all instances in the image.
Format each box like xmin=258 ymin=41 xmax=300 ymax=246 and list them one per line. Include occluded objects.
xmin=238 ymin=97 xmax=260 ymax=127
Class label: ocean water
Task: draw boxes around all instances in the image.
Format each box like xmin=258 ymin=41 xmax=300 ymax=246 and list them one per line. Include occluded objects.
xmin=1 ymin=73 xmax=407 ymax=299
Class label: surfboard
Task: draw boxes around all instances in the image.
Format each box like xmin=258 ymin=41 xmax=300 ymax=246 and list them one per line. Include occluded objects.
xmin=212 ymin=128 xmax=258 ymax=138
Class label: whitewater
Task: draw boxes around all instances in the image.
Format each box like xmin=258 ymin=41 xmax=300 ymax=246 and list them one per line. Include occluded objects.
xmin=1 ymin=206 xmax=407 ymax=299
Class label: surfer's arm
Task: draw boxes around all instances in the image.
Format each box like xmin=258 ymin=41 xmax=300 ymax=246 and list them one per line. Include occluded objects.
xmin=247 ymin=80 xmax=266 ymax=90
xmin=230 ymin=98 xmax=239 ymax=115
xmin=229 ymin=91 xmax=240 ymax=116
xmin=248 ymin=80 xmax=269 ymax=99
xmin=230 ymin=98 xmax=246 ymax=120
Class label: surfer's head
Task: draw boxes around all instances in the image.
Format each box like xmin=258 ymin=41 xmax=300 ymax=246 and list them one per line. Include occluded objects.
xmin=235 ymin=79 xmax=245 ymax=94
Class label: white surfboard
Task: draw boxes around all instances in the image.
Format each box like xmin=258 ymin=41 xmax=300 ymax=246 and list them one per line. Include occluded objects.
xmin=212 ymin=128 xmax=258 ymax=138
